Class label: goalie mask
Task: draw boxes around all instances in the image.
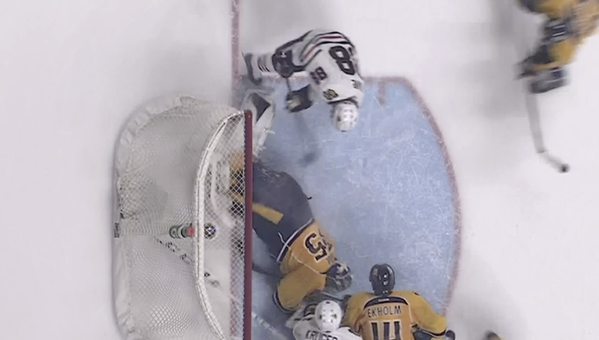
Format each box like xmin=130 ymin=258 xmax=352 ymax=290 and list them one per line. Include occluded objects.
xmin=325 ymin=262 xmax=353 ymax=291
xmin=331 ymin=100 xmax=359 ymax=132
xmin=315 ymin=300 xmax=343 ymax=333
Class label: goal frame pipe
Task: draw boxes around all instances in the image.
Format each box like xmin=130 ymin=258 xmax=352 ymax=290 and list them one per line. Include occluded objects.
xmin=243 ymin=110 xmax=253 ymax=340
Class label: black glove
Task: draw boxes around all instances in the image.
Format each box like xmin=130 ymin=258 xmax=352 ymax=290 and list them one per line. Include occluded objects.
xmin=285 ymin=85 xmax=313 ymax=112
xmin=518 ymin=56 xmax=536 ymax=78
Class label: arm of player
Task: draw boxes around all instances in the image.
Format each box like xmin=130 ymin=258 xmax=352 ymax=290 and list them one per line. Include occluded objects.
xmin=341 ymin=294 xmax=362 ymax=333
xmin=404 ymin=291 xmax=447 ymax=340
xmin=537 ymin=0 xmax=577 ymax=19
xmin=274 ymin=265 xmax=327 ymax=313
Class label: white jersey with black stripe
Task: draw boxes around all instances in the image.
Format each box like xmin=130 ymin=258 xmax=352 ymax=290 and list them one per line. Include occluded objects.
xmin=285 ymin=29 xmax=364 ymax=107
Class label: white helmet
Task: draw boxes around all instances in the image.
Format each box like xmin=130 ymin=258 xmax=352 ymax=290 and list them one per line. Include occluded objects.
xmin=331 ymin=101 xmax=359 ymax=132
xmin=314 ymin=300 xmax=343 ymax=333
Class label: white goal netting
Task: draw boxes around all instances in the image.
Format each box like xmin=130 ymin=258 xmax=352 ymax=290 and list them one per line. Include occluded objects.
xmin=112 ymin=95 xmax=252 ymax=340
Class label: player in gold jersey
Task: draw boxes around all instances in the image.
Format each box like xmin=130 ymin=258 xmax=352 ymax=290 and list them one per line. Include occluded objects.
xmin=231 ymin=161 xmax=352 ymax=313
xmin=518 ymin=0 xmax=599 ymax=93
xmin=342 ymin=264 xmax=450 ymax=340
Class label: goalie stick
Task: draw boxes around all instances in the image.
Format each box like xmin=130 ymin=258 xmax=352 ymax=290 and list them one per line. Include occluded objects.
xmin=513 ymin=9 xmax=569 ymax=173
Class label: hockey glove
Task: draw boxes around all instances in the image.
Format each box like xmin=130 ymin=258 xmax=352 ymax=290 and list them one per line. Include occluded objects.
xmin=518 ymin=56 xmax=536 ymax=78
xmin=286 ymin=85 xmax=313 ymax=113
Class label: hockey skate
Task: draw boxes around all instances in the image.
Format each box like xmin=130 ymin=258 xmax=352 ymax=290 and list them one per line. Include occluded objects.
xmin=240 ymin=87 xmax=276 ymax=158
xmin=243 ymin=53 xmax=263 ymax=85
xmin=529 ymin=67 xmax=566 ymax=93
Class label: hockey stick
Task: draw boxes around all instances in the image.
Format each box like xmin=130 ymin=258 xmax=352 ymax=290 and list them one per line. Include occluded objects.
xmin=523 ymin=87 xmax=569 ymax=172
xmin=513 ymin=10 xmax=569 ymax=173
xmin=209 ymin=276 xmax=289 ymax=340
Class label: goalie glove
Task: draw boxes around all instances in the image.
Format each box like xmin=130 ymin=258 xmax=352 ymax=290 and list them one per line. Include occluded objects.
xmin=286 ymin=85 xmax=313 ymax=113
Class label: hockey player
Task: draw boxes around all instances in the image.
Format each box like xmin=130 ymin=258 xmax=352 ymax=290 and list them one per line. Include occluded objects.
xmin=244 ymin=29 xmax=364 ymax=132
xmin=288 ymin=300 xmax=362 ymax=340
xmin=517 ymin=0 xmax=599 ymax=93
xmin=342 ymin=264 xmax=450 ymax=340
xmin=230 ymin=160 xmax=353 ymax=313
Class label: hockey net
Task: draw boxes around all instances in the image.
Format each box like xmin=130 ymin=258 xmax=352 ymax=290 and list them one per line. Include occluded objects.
xmin=112 ymin=95 xmax=252 ymax=340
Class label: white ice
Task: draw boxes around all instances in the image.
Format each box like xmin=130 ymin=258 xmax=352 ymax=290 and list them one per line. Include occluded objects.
xmin=1 ymin=0 xmax=598 ymax=340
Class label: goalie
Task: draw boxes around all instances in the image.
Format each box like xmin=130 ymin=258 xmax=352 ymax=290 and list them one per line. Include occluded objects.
xmin=243 ymin=29 xmax=364 ymax=132
xmin=230 ymin=158 xmax=353 ymax=313
xmin=517 ymin=0 xmax=599 ymax=93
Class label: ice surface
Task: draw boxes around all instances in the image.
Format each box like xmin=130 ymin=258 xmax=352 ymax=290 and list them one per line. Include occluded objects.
xmin=247 ymin=79 xmax=459 ymax=339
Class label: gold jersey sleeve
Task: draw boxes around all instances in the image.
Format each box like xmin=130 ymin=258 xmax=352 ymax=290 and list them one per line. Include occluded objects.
xmin=531 ymin=0 xmax=599 ymax=71
xmin=343 ymin=290 xmax=447 ymax=340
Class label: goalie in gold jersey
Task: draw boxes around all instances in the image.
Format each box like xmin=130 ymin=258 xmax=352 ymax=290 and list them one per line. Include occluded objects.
xmin=232 ymin=161 xmax=353 ymax=313
xmin=342 ymin=264 xmax=450 ymax=340
xmin=517 ymin=0 xmax=599 ymax=93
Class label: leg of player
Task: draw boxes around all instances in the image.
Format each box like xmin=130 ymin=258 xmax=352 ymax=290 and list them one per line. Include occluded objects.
xmin=240 ymin=88 xmax=276 ymax=158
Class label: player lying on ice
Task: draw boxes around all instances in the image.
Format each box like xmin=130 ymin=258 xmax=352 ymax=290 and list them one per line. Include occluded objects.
xmin=232 ymin=92 xmax=353 ymax=313
xmin=342 ymin=264 xmax=453 ymax=340
xmin=236 ymin=159 xmax=353 ymax=313
xmin=244 ymin=29 xmax=365 ymax=132
xmin=517 ymin=0 xmax=598 ymax=93
xmin=287 ymin=300 xmax=362 ymax=340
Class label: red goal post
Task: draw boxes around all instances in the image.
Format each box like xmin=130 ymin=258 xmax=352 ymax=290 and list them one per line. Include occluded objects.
xmin=112 ymin=95 xmax=253 ymax=340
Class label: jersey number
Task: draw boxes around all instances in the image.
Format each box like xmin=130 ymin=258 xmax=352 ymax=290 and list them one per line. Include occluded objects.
xmin=310 ymin=67 xmax=328 ymax=85
xmin=329 ymin=45 xmax=356 ymax=76
xmin=370 ymin=321 xmax=401 ymax=340
xmin=304 ymin=232 xmax=331 ymax=261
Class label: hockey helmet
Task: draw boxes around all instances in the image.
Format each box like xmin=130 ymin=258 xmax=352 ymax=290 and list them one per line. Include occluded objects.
xmin=331 ymin=100 xmax=359 ymax=132
xmin=325 ymin=262 xmax=353 ymax=291
xmin=315 ymin=300 xmax=343 ymax=333
xmin=369 ymin=263 xmax=395 ymax=296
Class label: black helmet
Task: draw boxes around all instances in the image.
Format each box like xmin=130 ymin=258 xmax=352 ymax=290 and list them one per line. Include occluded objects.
xmin=369 ymin=263 xmax=395 ymax=296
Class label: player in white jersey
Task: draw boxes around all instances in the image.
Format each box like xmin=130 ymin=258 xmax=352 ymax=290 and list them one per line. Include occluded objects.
xmin=290 ymin=300 xmax=363 ymax=340
xmin=244 ymin=29 xmax=365 ymax=132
